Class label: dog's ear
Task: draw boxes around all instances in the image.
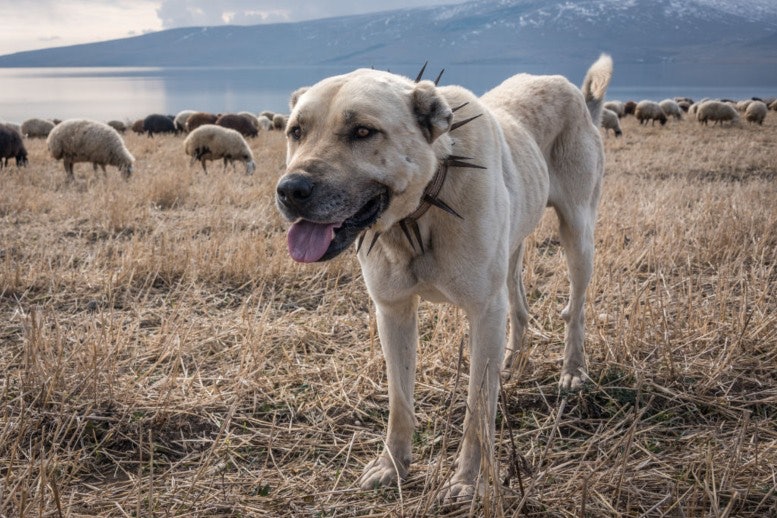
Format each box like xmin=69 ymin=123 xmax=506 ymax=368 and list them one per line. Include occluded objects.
xmin=412 ymin=81 xmax=452 ymax=143
xmin=289 ymin=87 xmax=310 ymax=111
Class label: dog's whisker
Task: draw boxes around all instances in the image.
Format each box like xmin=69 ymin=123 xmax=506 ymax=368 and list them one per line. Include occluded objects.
xmin=434 ymin=69 xmax=445 ymax=86
xmin=450 ymin=113 xmax=483 ymax=132
xmin=423 ymin=194 xmax=463 ymax=219
xmin=415 ymin=62 xmax=428 ymax=83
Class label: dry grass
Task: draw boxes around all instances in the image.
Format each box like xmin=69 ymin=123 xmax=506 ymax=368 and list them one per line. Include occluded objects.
xmin=1 ymin=114 xmax=775 ymax=517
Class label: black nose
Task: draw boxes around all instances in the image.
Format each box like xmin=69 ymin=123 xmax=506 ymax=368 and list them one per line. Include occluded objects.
xmin=276 ymin=174 xmax=314 ymax=209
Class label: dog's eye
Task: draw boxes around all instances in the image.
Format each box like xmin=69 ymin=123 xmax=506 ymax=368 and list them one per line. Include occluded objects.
xmin=352 ymin=126 xmax=376 ymax=140
xmin=288 ymin=126 xmax=302 ymax=141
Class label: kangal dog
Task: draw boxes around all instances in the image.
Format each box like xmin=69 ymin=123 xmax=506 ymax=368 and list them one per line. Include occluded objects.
xmin=276 ymin=55 xmax=613 ymax=502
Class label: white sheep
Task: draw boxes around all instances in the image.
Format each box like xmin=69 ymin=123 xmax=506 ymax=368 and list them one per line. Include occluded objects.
xmin=256 ymin=115 xmax=273 ymax=131
xmin=696 ymin=101 xmax=740 ymax=126
xmin=21 ymin=118 xmax=56 ymax=138
xmin=735 ymin=100 xmax=753 ymax=112
xmin=658 ymin=99 xmax=683 ymax=120
xmin=47 ymin=119 xmax=135 ymax=180
xmin=769 ymin=100 xmax=777 ymax=111
xmin=183 ymin=124 xmax=255 ymax=174
xmin=745 ymin=101 xmax=767 ymax=125
xmin=272 ymin=113 xmax=288 ymax=131
xmin=601 ymin=108 xmax=622 ymax=137
xmin=635 ymin=100 xmax=667 ymax=126
xmin=603 ymin=100 xmax=625 ymax=118
xmin=174 ymin=110 xmax=197 ymax=133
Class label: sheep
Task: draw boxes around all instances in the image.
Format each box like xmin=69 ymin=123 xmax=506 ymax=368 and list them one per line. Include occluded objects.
xmin=674 ymin=96 xmax=694 ymax=105
xmin=21 ymin=118 xmax=56 ymax=138
xmin=131 ymin=119 xmax=145 ymax=134
xmin=259 ymin=110 xmax=275 ymax=120
xmin=47 ymin=119 xmax=134 ymax=180
xmin=237 ymin=111 xmax=261 ymax=130
xmin=185 ymin=112 xmax=218 ymax=133
xmin=623 ymin=100 xmax=637 ymax=116
xmin=696 ymin=101 xmax=740 ymax=126
xmin=635 ymin=100 xmax=667 ymax=126
xmin=603 ymin=100 xmax=625 ymax=118
xmin=768 ymin=99 xmax=777 ymax=111
xmin=658 ymin=99 xmax=683 ymax=120
xmin=745 ymin=101 xmax=767 ymax=125
xmin=183 ymin=124 xmax=255 ymax=175
xmin=174 ymin=110 xmax=197 ymax=133
xmin=1 ymin=121 xmax=21 ymax=133
xmin=256 ymin=115 xmax=273 ymax=131
xmin=143 ymin=114 xmax=176 ymax=137
xmin=677 ymin=100 xmax=691 ymax=113
xmin=107 ymin=120 xmax=127 ymax=133
xmin=0 ymin=124 xmax=28 ymax=168
xmin=600 ymin=108 xmax=622 ymax=137
xmin=735 ymin=100 xmax=753 ymax=112
xmin=272 ymin=113 xmax=288 ymax=131
xmin=215 ymin=113 xmax=258 ymax=138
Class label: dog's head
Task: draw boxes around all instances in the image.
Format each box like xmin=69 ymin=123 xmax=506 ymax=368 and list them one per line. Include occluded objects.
xmin=276 ymin=69 xmax=453 ymax=262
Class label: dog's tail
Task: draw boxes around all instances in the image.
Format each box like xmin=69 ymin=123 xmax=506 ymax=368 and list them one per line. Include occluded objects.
xmin=581 ymin=53 xmax=613 ymax=127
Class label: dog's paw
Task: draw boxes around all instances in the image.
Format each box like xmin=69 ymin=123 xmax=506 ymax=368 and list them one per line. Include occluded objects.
xmin=437 ymin=476 xmax=481 ymax=505
xmin=359 ymin=455 xmax=404 ymax=490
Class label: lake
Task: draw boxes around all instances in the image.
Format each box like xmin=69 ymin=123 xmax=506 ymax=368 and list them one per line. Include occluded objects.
xmin=2 ymin=64 xmax=776 ymax=124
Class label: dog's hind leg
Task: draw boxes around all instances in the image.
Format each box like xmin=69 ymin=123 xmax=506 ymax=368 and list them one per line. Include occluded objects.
xmin=502 ymin=243 xmax=531 ymax=380
xmin=359 ymin=297 xmax=418 ymax=490
xmin=554 ymin=202 xmax=597 ymax=390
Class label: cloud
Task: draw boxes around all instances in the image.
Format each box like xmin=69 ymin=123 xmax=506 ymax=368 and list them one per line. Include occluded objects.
xmin=155 ymin=0 xmax=466 ymax=29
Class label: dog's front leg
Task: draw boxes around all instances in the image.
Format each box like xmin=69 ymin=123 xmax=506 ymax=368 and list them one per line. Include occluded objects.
xmin=359 ymin=297 xmax=418 ymax=490
xmin=440 ymin=291 xmax=507 ymax=503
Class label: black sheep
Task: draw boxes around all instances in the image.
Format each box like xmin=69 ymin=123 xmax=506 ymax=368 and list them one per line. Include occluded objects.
xmin=216 ymin=113 xmax=258 ymax=138
xmin=0 ymin=124 xmax=28 ymax=168
xmin=143 ymin=113 xmax=177 ymax=137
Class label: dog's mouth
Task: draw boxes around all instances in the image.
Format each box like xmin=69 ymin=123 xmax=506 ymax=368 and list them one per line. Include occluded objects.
xmin=287 ymin=189 xmax=389 ymax=263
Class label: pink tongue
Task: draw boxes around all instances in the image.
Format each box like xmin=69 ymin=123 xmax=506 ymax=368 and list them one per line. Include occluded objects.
xmin=287 ymin=220 xmax=337 ymax=263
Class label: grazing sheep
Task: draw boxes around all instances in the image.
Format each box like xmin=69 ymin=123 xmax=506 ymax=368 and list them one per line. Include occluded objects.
xmin=143 ymin=114 xmax=176 ymax=137
xmin=623 ymin=100 xmax=637 ymax=116
xmin=736 ymin=100 xmax=753 ymax=112
xmin=131 ymin=119 xmax=145 ymax=134
xmin=635 ymin=100 xmax=667 ymax=126
xmin=696 ymin=101 xmax=740 ymax=126
xmin=216 ymin=113 xmax=258 ymax=138
xmin=259 ymin=110 xmax=275 ymax=120
xmin=185 ymin=112 xmax=219 ymax=133
xmin=768 ymin=100 xmax=777 ymax=111
xmin=600 ymin=108 xmax=622 ymax=137
xmin=174 ymin=110 xmax=197 ymax=133
xmin=674 ymin=96 xmax=694 ymax=105
xmin=237 ymin=111 xmax=261 ymax=130
xmin=107 ymin=120 xmax=127 ymax=133
xmin=256 ymin=115 xmax=273 ymax=131
xmin=677 ymin=100 xmax=691 ymax=113
xmin=745 ymin=100 xmax=768 ymax=125
xmin=47 ymin=119 xmax=134 ymax=180
xmin=1 ymin=121 xmax=21 ymax=133
xmin=0 ymin=124 xmax=28 ymax=168
xmin=272 ymin=113 xmax=288 ymax=131
xmin=21 ymin=118 xmax=56 ymax=138
xmin=659 ymin=99 xmax=683 ymax=120
xmin=603 ymin=100 xmax=625 ymax=118
xmin=183 ymin=124 xmax=255 ymax=175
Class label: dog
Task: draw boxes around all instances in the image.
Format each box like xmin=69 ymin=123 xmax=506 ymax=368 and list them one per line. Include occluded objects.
xmin=275 ymin=54 xmax=613 ymax=502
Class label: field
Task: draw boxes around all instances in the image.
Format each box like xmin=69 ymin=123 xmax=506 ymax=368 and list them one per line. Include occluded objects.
xmin=1 ymin=112 xmax=776 ymax=517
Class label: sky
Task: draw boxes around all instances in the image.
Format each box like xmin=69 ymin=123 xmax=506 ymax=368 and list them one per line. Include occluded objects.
xmin=0 ymin=0 xmax=468 ymax=55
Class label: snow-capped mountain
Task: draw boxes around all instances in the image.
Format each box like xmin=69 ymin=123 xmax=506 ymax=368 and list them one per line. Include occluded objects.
xmin=0 ymin=0 xmax=775 ymax=68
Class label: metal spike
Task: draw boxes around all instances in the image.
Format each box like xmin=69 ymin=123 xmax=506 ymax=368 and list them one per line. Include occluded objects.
xmin=434 ymin=69 xmax=445 ymax=86
xmin=445 ymin=157 xmax=487 ymax=170
xmin=450 ymin=113 xmax=483 ymax=132
xmin=356 ymin=232 xmax=366 ymax=254
xmin=399 ymin=220 xmax=416 ymax=251
xmin=415 ymin=62 xmax=428 ymax=83
xmin=423 ymin=194 xmax=464 ymax=219
xmin=367 ymin=232 xmax=382 ymax=255
xmin=410 ymin=220 xmax=424 ymax=254
xmin=451 ymin=102 xmax=469 ymax=113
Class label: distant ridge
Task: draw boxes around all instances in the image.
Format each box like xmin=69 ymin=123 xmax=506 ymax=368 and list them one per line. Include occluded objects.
xmin=1 ymin=0 xmax=776 ymax=68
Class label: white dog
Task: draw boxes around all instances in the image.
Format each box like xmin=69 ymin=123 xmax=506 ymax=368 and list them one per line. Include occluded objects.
xmin=276 ymin=55 xmax=613 ymax=502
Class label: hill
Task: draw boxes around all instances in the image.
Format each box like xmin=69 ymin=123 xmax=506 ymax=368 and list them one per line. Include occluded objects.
xmin=0 ymin=0 xmax=776 ymax=68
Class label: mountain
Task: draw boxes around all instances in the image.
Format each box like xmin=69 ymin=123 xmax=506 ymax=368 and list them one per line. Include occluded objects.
xmin=1 ymin=0 xmax=776 ymax=68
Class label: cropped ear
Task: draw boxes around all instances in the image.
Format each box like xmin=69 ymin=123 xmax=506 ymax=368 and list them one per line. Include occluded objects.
xmin=289 ymin=87 xmax=310 ymax=111
xmin=412 ymin=80 xmax=452 ymax=143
